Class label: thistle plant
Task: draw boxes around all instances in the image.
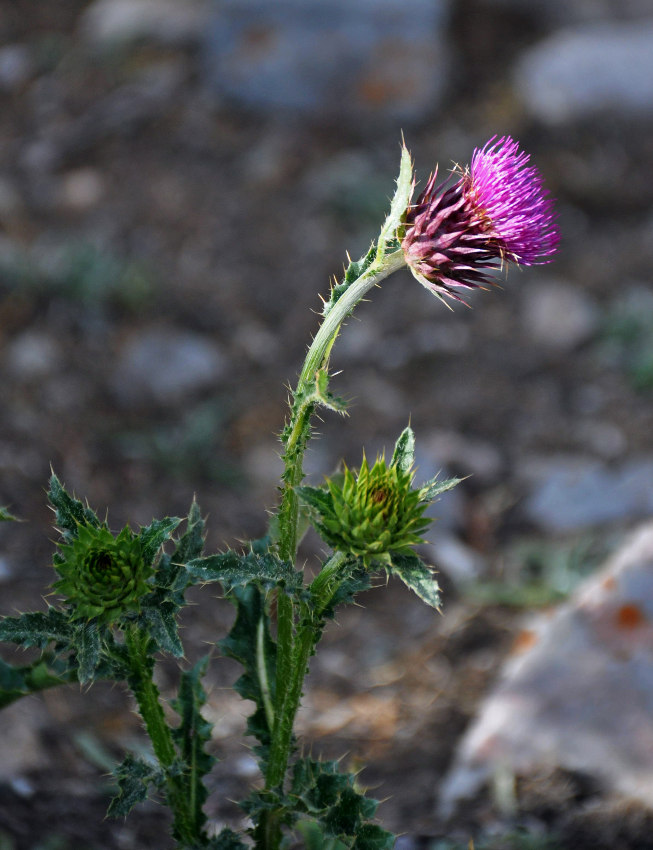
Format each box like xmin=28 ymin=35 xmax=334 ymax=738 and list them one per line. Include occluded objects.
xmin=0 ymin=136 xmax=558 ymax=849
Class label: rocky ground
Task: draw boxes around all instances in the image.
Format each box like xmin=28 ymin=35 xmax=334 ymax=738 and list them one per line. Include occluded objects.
xmin=2 ymin=1 xmax=653 ymax=848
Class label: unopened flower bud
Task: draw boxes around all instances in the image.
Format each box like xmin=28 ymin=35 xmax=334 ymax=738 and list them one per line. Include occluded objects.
xmin=53 ymin=524 xmax=151 ymax=624
xmin=301 ymin=454 xmax=431 ymax=567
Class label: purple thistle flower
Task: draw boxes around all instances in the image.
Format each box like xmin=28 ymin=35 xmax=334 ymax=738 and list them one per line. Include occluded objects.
xmin=401 ymin=136 xmax=559 ymax=304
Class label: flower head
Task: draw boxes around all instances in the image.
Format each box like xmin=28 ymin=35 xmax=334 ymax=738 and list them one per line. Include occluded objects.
xmin=401 ymin=135 xmax=559 ymax=304
xmin=299 ymin=454 xmax=431 ymax=567
xmin=53 ymin=524 xmax=151 ymax=624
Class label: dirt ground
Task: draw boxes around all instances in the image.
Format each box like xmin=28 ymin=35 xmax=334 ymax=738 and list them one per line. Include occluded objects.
xmin=2 ymin=2 xmax=653 ymax=848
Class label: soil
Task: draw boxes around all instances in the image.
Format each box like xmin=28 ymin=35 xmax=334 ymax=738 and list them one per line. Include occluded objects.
xmin=2 ymin=2 xmax=653 ymax=848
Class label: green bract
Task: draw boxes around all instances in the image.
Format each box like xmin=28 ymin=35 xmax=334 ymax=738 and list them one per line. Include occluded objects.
xmin=299 ymin=454 xmax=431 ymax=567
xmin=53 ymin=524 xmax=151 ymax=624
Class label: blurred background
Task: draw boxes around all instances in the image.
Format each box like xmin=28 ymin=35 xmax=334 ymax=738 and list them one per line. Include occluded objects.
xmin=2 ymin=1 xmax=653 ymax=848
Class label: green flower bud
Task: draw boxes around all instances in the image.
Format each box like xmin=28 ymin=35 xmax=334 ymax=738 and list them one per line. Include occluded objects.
xmin=301 ymin=454 xmax=431 ymax=567
xmin=53 ymin=524 xmax=151 ymax=624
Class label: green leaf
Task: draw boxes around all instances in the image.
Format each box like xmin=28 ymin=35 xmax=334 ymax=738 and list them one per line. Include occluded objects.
xmin=139 ymin=516 xmax=182 ymax=567
xmin=171 ymin=656 xmax=215 ymax=832
xmin=0 ymin=657 xmax=72 ymax=708
xmin=48 ymin=473 xmax=100 ymax=540
xmin=186 ymin=550 xmax=301 ymax=595
xmin=353 ymin=824 xmax=395 ymax=850
xmin=418 ymin=475 xmax=463 ymax=502
xmin=288 ymin=758 xmax=393 ymax=848
xmin=220 ymin=585 xmax=276 ymax=754
xmin=0 ymin=608 xmax=73 ymax=650
xmin=107 ymin=753 xmax=163 ymax=818
xmin=323 ymin=243 xmax=377 ymax=317
xmin=76 ymin=621 xmax=102 ymax=684
xmin=390 ymin=426 xmax=415 ymax=475
xmin=296 ymin=485 xmax=334 ymax=518
xmin=313 ymin=368 xmax=348 ymax=414
xmin=376 ymin=142 xmax=414 ymax=259
xmin=0 ymin=506 xmax=18 ymax=522
xmin=174 ymin=498 xmax=206 ymax=563
xmin=140 ymin=602 xmax=184 ymax=657
xmin=208 ymin=828 xmax=249 ymax=850
xmin=386 ymin=554 xmax=441 ymax=609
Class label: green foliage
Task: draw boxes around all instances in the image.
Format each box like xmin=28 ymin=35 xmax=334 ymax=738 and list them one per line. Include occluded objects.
xmin=186 ymin=550 xmax=302 ymax=597
xmin=0 ymin=506 xmax=18 ymax=522
xmin=0 ymin=656 xmax=74 ymax=709
xmin=220 ymin=585 xmax=276 ymax=756
xmin=107 ymin=754 xmax=164 ymax=818
xmin=171 ymin=657 xmax=215 ymax=834
xmin=0 ymin=608 xmax=73 ymax=650
xmin=385 ymin=553 xmax=441 ymax=609
xmin=324 ymin=244 xmax=377 ymax=318
xmin=49 ymin=473 xmax=101 ymax=541
xmin=286 ymin=759 xmax=394 ymax=850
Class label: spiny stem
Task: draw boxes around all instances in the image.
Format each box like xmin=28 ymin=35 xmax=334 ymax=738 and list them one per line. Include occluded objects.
xmin=125 ymin=626 xmax=201 ymax=846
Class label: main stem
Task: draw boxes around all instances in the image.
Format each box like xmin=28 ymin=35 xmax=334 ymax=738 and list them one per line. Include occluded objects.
xmin=265 ymin=250 xmax=406 ymax=808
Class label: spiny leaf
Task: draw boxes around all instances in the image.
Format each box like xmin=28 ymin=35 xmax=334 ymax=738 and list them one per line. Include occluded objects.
xmin=171 ymin=656 xmax=215 ymax=832
xmin=0 ymin=506 xmax=18 ymax=522
xmin=0 ymin=609 xmax=73 ymax=650
xmin=376 ymin=142 xmax=414 ymax=259
xmin=139 ymin=516 xmax=182 ymax=567
xmin=186 ymin=550 xmax=301 ymax=595
xmin=208 ymin=827 xmax=249 ymax=850
xmin=418 ymin=475 xmax=463 ymax=502
xmin=390 ymin=426 xmax=415 ymax=475
xmin=353 ymin=823 xmax=395 ymax=850
xmin=220 ymin=585 xmax=276 ymax=754
xmin=0 ymin=657 xmax=73 ymax=709
xmin=107 ymin=753 xmax=163 ymax=818
xmin=323 ymin=244 xmax=377 ymax=317
xmin=76 ymin=621 xmax=102 ymax=684
xmin=385 ymin=554 xmax=441 ymax=609
xmin=288 ymin=758 xmax=392 ymax=848
xmin=174 ymin=498 xmax=205 ymax=563
xmin=48 ymin=473 xmax=101 ymax=540
xmin=140 ymin=602 xmax=184 ymax=657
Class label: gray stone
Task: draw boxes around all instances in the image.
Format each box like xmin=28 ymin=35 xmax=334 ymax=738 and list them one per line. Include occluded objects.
xmin=114 ymin=327 xmax=226 ymax=404
xmin=0 ymin=44 xmax=33 ymax=92
xmin=521 ymin=280 xmax=599 ymax=351
xmin=202 ymin=0 xmax=452 ymax=123
xmin=5 ymin=332 xmax=61 ymax=380
xmin=514 ymin=21 xmax=653 ymax=124
xmin=439 ymin=523 xmax=653 ymax=817
xmin=79 ymin=0 xmax=209 ymax=47
xmin=522 ymin=456 xmax=653 ymax=533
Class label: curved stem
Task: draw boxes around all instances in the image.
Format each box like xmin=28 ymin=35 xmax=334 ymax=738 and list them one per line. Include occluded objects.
xmin=260 ymin=250 xmax=406 ymax=850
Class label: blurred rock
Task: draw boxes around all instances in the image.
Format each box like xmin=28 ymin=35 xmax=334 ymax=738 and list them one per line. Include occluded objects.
xmin=202 ymin=0 xmax=452 ymax=123
xmin=439 ymin=523 xmax=653 ymax=817
xmin=113 ymin=327 xmax=226 ymax=404
xmin=521 ymin=455 xmax=653 ymax=532
xmin=57 ymin=168 xmax=105 ymax=212
xmin=0 ymin=44 xmax=33 ymax=92
xmin=427 ymin=534 xmax=488 ymax=585
xmin=79 ymin=0 xmax=209 ymax=47
xmin=514 ymin=21 xmax=653 ymax=123
xmin=521 ymin=280 xmax=599 ymax=351
xmin=5 ymin=332 xmax=61 ymax=380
